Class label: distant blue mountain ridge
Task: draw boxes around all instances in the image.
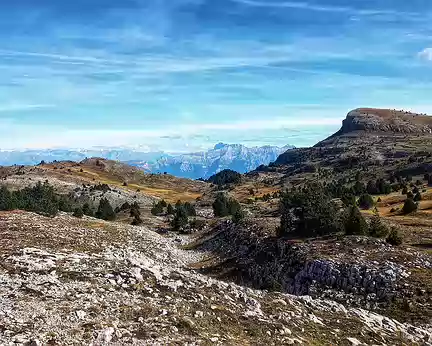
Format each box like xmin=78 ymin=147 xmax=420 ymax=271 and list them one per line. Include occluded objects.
xmin=0 ymin=143 xmax=294 ymax=179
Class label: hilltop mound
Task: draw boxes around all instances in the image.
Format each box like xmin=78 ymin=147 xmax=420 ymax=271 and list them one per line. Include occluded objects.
xmin=327 ymin=108 xmax=432 ymax=140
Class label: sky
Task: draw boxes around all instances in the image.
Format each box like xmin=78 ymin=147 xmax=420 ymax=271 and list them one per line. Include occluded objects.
xmin=1 ymin=0 xmax=432 ymax=152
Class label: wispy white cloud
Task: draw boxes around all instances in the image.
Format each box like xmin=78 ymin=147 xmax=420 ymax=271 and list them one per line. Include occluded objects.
xmin=0 ymin=104 xmax=56 ymax=112
xmin=230 ymin=0 xmax=415 ymax=16
xmin=418 ymin=48 xmax=432 ymax=61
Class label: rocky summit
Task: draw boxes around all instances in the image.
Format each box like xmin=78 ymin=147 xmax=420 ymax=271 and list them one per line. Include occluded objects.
xmin=0 ymin=108 xmax=431 ymax=345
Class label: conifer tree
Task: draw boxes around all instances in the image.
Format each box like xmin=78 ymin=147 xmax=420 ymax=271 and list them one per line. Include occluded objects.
xmin=344 ymin=205 xmax=368 ymax=236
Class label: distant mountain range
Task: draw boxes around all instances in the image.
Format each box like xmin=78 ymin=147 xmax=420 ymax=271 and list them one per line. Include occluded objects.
xmin=127 ymin=143 xmax=294 ymax=179
xmin=0 ymin=143 xmax=294 ymax=179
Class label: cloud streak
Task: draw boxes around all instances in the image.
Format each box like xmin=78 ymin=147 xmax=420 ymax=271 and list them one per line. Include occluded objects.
xmin=230 ymin=0 xmax=416 ymax=16
xmin=418 ymin=48 xmax=432 ymax=61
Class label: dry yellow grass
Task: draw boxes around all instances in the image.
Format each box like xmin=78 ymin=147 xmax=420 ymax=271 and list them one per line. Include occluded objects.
xmin=41 ymin=160 xmax=206 ymax=203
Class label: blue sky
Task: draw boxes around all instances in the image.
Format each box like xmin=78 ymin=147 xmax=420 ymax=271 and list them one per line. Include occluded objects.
xmin=1 ymin=0 xmax=432 ymax=151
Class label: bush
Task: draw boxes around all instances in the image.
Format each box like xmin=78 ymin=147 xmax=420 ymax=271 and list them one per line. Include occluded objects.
xmin=368 ymin=214 xmax=388 ymax=238
xmin=130 ymin=203 xmax=141 ymax=218
xmin=357 ymin=194 xmax=374 ymax=210
xmin=189 ymin=219 xmax=206 ymax=230
xmin=73 ymin=207 xmax=84 ymax=218
xmin=386 ymin=228 xmax=403 ymax=246
xmin=344 ymin=206 xmax=368 ymax=236
xmin=402 ymin=198 xmax=418 ymax=214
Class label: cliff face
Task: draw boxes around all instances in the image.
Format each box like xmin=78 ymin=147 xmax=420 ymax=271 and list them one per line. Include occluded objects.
xmin=336 ymin=108 xmax=432 ymax=136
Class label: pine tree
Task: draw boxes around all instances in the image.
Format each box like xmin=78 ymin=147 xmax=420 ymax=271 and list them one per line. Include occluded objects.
xmin=171 ymin=205 xmax=189 ymax=232
xmin=82 ymin=202 xmax=94 ymax=217
xmin=280 ymin=185 xmax=343 ymax=238
xmin=368 ymin=213 xmax=388 ymax=238
xmin=167 ymin=204 xmax=175 ymax=215
xmin=344 ymin=206 xmax=368 ymax=235
xmin=212 ymin=193 xmax=229 ymax=217
xmin=96 ymin=198 xmax=116 ymax=221
xmin=0 ymin=185 xmax=13 ymax=210
xmin=183 ymin=202 xmax=196 ymax=217
xmin=151 ymin=202 xmax=164 ymax=215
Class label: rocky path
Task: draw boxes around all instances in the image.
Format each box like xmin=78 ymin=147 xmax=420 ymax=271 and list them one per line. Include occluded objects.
xmin=0 ymin=211 xmax=431 ymax=345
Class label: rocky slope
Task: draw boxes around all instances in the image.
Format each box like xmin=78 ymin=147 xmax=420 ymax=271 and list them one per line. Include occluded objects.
xmin=1 ymin=211 xmax=431 ymax=345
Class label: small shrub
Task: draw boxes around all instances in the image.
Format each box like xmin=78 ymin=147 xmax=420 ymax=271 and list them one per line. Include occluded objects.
xmin=232 ymin=207 xmax=245 ymax=224
xmin=357 ymin=194 xmax=374 ymax=210
xmin=402 ymin=198 xmax=418 ymax=214
xmin=73 ymin=207 xmax=84 ymax=218
xmin=386 ymin=228 xmax=403 ymax=246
